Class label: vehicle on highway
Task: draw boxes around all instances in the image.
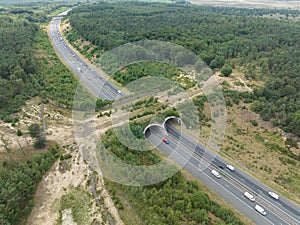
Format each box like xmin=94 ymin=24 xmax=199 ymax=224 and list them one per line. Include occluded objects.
xmin=117 ymin=90 xmax=122 ymax=94
xmin=268 ymin=191 xmax=279 ymax=200
xmin=254 ymin=204 xmax=266 ymax=216
xmin=211 ymin=169 xmax=221 ymax=178
xmin=162 ymin=137 xmax=169 ymax=145
xmin=226 ymin=164 xmax=235 ymax=171
xmin=244 ymin=191 xmax=255 ymax=201
xmin=218 ymin=165 xmax=224 ymax=169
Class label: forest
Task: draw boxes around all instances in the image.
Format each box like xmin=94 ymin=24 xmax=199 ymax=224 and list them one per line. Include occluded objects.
xmin=0 ymin=147 xmax=60 ymax=225
xmin=67 ymin=2 xmax=300 ymax=136
xmin=0 ymin=6 xmax=78 ymax=122
xmin=0 ymin=16 xmax=39 ymax=119
xmin=0 ymin=4 xmax=78 ymax=225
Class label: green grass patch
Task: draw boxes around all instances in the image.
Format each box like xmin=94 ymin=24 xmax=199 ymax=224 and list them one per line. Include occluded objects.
xmin=58 ymin=189 xmax=93 ymax=225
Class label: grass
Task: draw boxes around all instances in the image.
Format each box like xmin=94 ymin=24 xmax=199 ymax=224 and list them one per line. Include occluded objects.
xmin=0 ymin=139 xmax=57 ymax=170
xmin=198 ymin=100 xmax=300 ymax=205
xmin=105 ymin=181 xmax=145 ymax=225
xmin=57 ymin=189 xmax=94 ymax=225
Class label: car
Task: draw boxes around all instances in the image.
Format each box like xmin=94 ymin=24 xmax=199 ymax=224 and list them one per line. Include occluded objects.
xmin=211 ymin=169 xmax=221 ymax=178
xmin=244 ymin=191 xmax=255 ymax=202
xmin=162 ymin=137 xmax=169 ymax=145
xmin=117 ymin=90 xmax=122 ymax=94
xmin=268 ymin=191 xmax=279 ymax=200
xmin=254 ymin=204 xmax=266 ymax=216
xmin=226 ymin=164 xmax=235 ymax=171
xmin=218 ymin=165 xmax=224 ymax=169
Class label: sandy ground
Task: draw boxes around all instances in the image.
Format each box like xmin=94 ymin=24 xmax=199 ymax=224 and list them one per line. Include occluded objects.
xmin=26 ymin=149 xmax=89 ymax=225
xmin=216 ymin=71 xmax=254 ymax=92
xmin=0 ymin=97 xmax=122 ymax=225
xmin=27 ymin=141 xmax=123 ymax=225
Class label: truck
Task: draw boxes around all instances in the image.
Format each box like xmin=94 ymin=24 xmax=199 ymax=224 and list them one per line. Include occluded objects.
xmin=254 ymin=204 xmax=266 ymax=216
xmin=244 ymin=191 xmax=255 ymax=202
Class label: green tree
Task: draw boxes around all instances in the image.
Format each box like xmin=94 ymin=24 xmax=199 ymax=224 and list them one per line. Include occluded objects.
xmin=209 ymin=56 xmax=225 ymax=69
xmin=221 ymin=63 xmax=232 ymax=77
xmin=34 ymin=136 xmax=47 ymax=149
xmin=28 ymin=123 xmax=41 ymax=138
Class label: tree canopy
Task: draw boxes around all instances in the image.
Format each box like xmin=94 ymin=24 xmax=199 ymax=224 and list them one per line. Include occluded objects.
xmin=67 ymin=2 xmax=300 ymax=136
xmin=0 ymin=16 xmax=39 ymax=118
xmin=0 ymin=147 xmax=59 ymax=225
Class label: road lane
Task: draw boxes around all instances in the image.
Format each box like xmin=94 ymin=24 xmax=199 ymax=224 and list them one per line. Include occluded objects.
xmin=160 ymin=123 xmax=300 ymax=224
xmin=146 ymin=128 xmax=279 ymax=225
xmin=49 ymin=15 xmax=124 ymax=101
xmin=49 ymin=11 xmax=300 ymax=225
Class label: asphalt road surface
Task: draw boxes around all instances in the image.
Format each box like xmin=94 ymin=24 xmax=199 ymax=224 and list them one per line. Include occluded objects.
xmin=50 ymin=10 xmax=300 ymax=225
xmin=145 ymin=123 xmax=300 ymax=225
xmin=49 ymin=13 xmax=124 ymax=101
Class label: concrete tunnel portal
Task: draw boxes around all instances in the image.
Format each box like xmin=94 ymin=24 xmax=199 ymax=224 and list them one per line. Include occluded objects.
xmin=143 ymin=116 xmax=182 ymax=140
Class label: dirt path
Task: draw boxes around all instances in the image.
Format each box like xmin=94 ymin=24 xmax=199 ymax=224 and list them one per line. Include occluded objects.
xmin=26 ymin=149 xmax=89 ymax=225
xmin=26 ymin=107 xmax=123 ymax=225
xmin=236 ymin=76 xmax=252 ymax=92
xmin=0 ymin=98 xmax=123 ymax=225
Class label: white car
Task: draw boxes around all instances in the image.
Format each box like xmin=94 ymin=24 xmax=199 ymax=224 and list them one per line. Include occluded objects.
xmin=254 ymin=204 xmax=266 ymax=216
xmin=226 ymin=164 xmax=235 ymax=171
xmin=244 ymin=191 xmax=255 ymax=202
xmin=117 ymin=90 xmax=122 ymax=94
xmin=268 ymin=191 xmax=279 ymax=200
xmin=211 ymin=169 xmax=221 ymax=178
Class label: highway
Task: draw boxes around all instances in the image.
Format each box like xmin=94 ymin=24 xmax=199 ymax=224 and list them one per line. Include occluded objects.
xmin=49 ymin=10 xmax=300 ymax=225
xmin=145 ymin=122 xmax=300 ymax=225
xmin=49 ymin=13 xmax=125 ymax=101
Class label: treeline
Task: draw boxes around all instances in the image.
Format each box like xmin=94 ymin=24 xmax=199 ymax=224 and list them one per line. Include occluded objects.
xmin=0 ymin=16 xmax=39 ymax=120
xmin=103 ymin=125 xmax=243 ymax=225
xmin=68 ymin=2 xmax=300 ymax=65
xmin=0 ymin=12 xmax=79 ymax=119
xmin=251 ymin=48 xmax=300 ymax=136
xmin=113 ymin=61 xmax=180 ymax=85
xmin=0 ymin=147 xmax=60 ymax=225
xmin=68 ymin=2 xmax=300 ymax=136
xmin=34 ymin=28 xmax=78 ymax=107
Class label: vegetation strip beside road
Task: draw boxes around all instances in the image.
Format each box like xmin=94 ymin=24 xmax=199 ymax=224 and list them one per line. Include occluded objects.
xmin=67 ymin=1 xmax=300 ymax=137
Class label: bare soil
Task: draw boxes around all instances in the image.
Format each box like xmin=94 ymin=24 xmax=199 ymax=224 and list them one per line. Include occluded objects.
xmin=0 ymin=96 xmax=122 ymax=225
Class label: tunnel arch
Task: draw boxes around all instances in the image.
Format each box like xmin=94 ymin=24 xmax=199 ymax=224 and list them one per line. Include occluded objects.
xmin=163 ymin=116 xmax=182 ymax=132
xmin=143 ymin=123 xmax=166 ymax=139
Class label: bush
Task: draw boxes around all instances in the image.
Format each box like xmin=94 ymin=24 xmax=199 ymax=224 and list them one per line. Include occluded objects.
xmin=60 ymin=153 xmax=72 ymax=160
xmin=221 ymin=63 xmax=233 ymax=77
xmin=28 ymin=123 xmax=42 ymax=138
xmin=16 ymin=130 xmax=23 ymax=136
xmin=34 ymin=136 xmax=47 ymax=149
xmin=251 ymin=120 xmax=258 ymax=126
